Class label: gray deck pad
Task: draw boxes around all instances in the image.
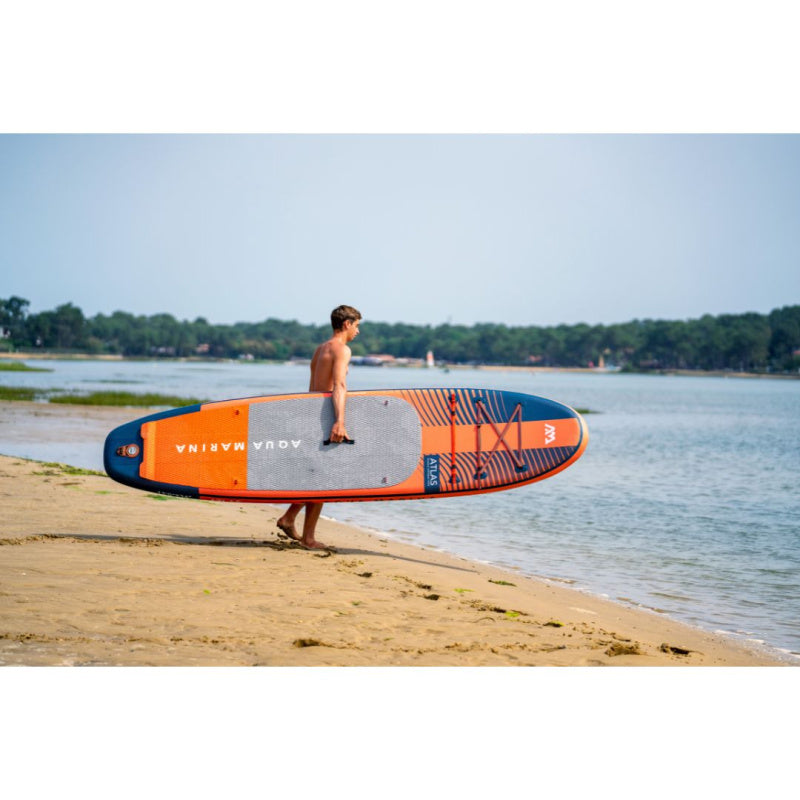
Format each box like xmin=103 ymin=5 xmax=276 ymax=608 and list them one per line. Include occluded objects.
xmin=247 ymin=395 xmax=422 ymax=491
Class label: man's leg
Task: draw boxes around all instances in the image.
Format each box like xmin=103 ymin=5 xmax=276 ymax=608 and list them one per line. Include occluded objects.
xmin=301 ymin=502 xmax=327 ymax=549
xmin=276 ymin=503 xmax=303 ymax=541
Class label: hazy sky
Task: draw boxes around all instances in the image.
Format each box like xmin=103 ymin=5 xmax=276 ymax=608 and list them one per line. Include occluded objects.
xmin=2 ymin=134 xmax=798 ymax=328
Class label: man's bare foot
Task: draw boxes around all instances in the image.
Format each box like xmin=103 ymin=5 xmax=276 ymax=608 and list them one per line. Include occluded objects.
xmin=276 ymin=519 xmax=301 ymax=541
xmin=300 ymin=538 xmax=330 ymax=550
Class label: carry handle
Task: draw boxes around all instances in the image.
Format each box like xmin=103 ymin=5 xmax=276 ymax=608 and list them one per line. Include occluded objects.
xmin=323 ymin=437 xmax=356 ymax=446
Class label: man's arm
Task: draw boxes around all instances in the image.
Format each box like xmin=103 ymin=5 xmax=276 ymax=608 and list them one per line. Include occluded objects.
xmin=329 ymin=343 xmax=351 ymax=442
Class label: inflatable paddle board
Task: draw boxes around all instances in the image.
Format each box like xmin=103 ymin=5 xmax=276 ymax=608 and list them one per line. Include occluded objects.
xmin=104 ymin=388 xmax=588 ymax=503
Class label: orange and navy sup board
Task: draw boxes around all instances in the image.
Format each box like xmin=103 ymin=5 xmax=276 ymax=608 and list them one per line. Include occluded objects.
xmin=104 ymin=388 xmax=588 ymax=503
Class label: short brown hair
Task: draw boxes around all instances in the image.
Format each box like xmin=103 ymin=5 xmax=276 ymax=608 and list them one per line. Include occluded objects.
xmin=331 ymin=304 xmax=362 ymax=331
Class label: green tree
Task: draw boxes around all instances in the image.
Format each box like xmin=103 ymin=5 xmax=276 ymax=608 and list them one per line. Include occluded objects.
xmin=0 ymin=296 xmax=30 ymax=344
xmin=768 ymin=306 xmax=800 ymax=370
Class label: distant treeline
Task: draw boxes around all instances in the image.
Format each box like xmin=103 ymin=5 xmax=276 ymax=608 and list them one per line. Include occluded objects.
xmin=2 ymin=296 xmax=800 ymax=373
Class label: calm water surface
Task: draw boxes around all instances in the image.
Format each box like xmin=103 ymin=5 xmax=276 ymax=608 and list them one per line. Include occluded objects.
xmin=3 ymin=359 xmax=799 ymax=660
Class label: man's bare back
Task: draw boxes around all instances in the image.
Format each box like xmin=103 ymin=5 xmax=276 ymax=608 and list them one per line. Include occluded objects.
xmin=309 ymin=337 xmax=350 ymax=393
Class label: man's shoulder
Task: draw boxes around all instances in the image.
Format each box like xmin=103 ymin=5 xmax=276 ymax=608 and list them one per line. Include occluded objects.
xmin=328 ymin=337 xmax=350 ymax=354
xmin=316 ymin=336 xmax=351 ymax=363
xmin=314 ymin=339 xmax=337 ymax=356
xmin=334 ymin=341 xmax=352 ymax=361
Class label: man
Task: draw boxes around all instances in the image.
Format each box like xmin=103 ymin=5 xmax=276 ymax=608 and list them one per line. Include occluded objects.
xmin=276 ymin=304 xmax=362 ymax=549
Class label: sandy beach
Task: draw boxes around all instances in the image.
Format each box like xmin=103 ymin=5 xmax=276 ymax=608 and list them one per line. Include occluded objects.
xmin=0 ymin=400 xmax=785 ymax=666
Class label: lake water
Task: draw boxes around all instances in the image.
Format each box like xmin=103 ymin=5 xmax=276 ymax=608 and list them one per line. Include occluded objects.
xmin=3 ymin=358 xmax=799 ymax=661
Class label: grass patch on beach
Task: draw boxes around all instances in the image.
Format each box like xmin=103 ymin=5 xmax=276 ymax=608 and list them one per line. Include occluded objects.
xmin=0 ymin=361 xmax=52 ymax=372
xmin=0 ymin=386 xmax=39 ymax=401
xmin=33 ymin=462 xmax=105 ymax=477
xmin=49 ymin=390 xmax=205 ymax=407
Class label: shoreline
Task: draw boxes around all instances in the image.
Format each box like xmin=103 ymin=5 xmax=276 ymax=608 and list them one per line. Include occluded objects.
xmin=0 ymin=450 xmax=785 ymax=666
xmin=3 ymin=351 xmax=798 ymax=380
xmin=351 ymin=517 xmax=797 ymax=664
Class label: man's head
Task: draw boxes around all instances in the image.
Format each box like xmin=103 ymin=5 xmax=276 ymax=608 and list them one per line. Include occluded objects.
xmin=331 ymin=305 xmax=362 ymax=333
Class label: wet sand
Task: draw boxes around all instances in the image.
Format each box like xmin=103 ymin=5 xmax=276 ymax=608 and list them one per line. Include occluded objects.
xmin=0 ymin=437 xmax=784 ymax=665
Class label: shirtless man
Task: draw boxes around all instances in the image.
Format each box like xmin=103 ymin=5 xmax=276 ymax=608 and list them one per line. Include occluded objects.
xmin=276 ymin=305 xmax=362 ymax=549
